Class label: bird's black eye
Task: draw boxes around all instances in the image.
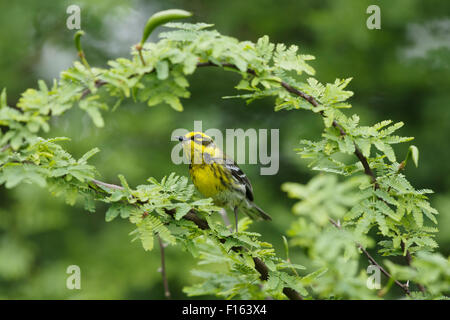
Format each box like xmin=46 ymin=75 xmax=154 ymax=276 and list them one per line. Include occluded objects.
xmin=178 ymin=136 xmax=184 ymax=142
xmin=201 ymin=139 xmax=212 ymax=146
xmin=190 ymin=134 xmax=213 ymax=146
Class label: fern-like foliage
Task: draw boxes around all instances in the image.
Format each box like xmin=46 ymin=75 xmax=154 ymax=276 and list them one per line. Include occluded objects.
xmin=0 ymin=18 xmax=448 ymax=299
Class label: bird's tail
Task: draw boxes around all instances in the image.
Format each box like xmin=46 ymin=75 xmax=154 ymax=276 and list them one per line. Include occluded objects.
xmin=242 ymin=203 xmax=272 ymax=221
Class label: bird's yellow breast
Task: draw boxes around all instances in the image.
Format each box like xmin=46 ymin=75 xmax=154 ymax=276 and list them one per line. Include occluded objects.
xmin=189 ymin=163 xmax=229 ymax=199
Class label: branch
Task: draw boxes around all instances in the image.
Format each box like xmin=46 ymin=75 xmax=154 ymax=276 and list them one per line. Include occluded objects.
xmin=217 ymin=208 xmax=303 ymax=300
xmin=401 ymin=241 xmax=426 ymax=293
xmin=158 ymin=235 xmax=171 ymax=299
xmin=90 ymin=179 xmax=303 ymax=300
xmin=81 ymin=80 xmax=108 ymax=99
xmin=329 ymin=218 xmax=410 ymax=296
xmin=0 ymin=144 xmax=10 ymax=153
xmin=91 ymin=179 xmax=124 ymax=190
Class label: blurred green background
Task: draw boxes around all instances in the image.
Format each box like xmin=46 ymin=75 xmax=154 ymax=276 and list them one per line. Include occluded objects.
xmin=0 ymin=0 xmax=449 ymax=299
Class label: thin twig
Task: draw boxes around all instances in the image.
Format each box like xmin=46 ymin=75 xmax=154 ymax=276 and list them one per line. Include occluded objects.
xmin=158 ymin=235 xmax=171 ymax=299
xmin=91 ymin=179 xmax=124 ymax=190
xmin=329 ymin=218 xmax=410 ymax=295
xmin=401 ymin=241 xmax=426 ymax=293
xmin=136 ymin=45 xmax=146 ymax=66
xmin=0 ymin=144 xmax=10 ymax=153
xmin=80 ymin=80 xmax=108 ymax=99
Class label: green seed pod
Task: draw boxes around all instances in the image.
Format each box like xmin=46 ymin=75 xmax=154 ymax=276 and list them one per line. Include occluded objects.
xmin=408 ymin=145 xmax=419 ymax=168
xmin=74 ymin=30 xmax=85 ymax=53
xmin=140 ymin=9 xmax=192 ymax=46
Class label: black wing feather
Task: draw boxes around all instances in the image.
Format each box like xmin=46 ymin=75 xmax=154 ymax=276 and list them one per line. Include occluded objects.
xmin=210 ymin=156 xmax=254 ymax=202
xmin=225 ymin=159 xmax=254 ymax=202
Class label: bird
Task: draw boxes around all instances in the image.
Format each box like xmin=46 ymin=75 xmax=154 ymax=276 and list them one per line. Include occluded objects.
xmin=177 ymin=131 xmax=271 ymax=233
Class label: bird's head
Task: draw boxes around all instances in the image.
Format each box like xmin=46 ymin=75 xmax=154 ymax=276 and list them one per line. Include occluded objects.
xmin=177 ymin=132 xmax=219 ymax=164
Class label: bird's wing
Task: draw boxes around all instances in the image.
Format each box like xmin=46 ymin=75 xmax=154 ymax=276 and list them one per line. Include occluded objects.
xmin=212 ymin=156 xmax=254 ymax=202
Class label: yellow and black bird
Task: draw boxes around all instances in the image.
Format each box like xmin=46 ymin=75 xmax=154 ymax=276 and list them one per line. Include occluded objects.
xmin=177 ymin=132 xmax=271 ymax=232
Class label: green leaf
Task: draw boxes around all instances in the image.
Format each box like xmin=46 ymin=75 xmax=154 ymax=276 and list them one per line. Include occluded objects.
xmin=165 ymin=96 xmax=183 ymax=111
xmin=300 ymin=267 xmax=328 ymax=286
xmin=139 ymin=226 xmax=154 ymax=251
xmin=175 ymin=203 xmax=192 ymax=220
xmin=274 ymin=44 xmax=315 ymax=75
xmin=79 ymin=98 xmax=106 ymax=128
xmin=155 ymin=60 xmax=169 ymax=80
xmin=105 ymin=203 xmax=121 ymax=222
xmin=118 ymin=174 xmax=131 ymax=193
xmin=78 ymin=147 xmax=100 ymax=164
xmin=356 ymin=138 xmax=371 ymax=158
xmin=266 ymin=271 xmax=282 ymax=291
xmin=264 ymin=259 xmax=277 ymax=272
xmin=0 ymin=164 xmax=46 ymax=188
xmin=0 ymin=88 xmax=7 ymax=108
xmin=255 ymin=35 xmax=274 ymax=63
xmin=412 ymin=206 xmax=423 ymax=227
xmin=374 ymin=212 xmax=389 ymax=236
